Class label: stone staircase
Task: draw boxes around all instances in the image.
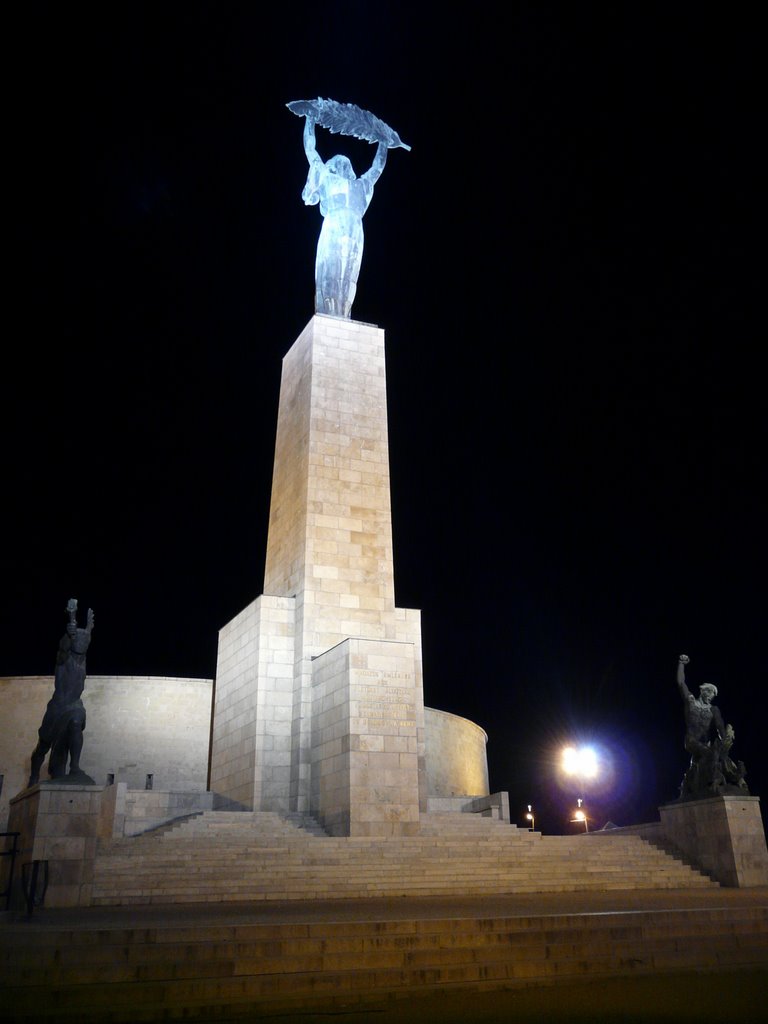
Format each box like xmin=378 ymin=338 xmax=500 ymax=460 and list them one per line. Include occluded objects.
xmin=90 ymin=810 xmax=719 ymax=906
xmin=3 ymin=812 xmax=766 ymax=1023
xmin=2 ymin=900 xmax=766 ymax=1022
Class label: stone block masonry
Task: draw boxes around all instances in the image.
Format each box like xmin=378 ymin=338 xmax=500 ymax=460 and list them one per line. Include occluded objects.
xmin=210 ymin=316 xmax=430 ymax=829
xmin=311 ymin=638 xmax=420 ymax=836
xmin=659 ymin=795 xmax=768 ymax=886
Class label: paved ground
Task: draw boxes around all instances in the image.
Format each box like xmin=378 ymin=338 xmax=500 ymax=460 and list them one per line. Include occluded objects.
xmin=3 ymin=889 xmax=768 ymax=1023
xmin=5 ymin=886 xmax=767 ymax=930
xmin=275 ymin=971 xmax=768 ymax=1023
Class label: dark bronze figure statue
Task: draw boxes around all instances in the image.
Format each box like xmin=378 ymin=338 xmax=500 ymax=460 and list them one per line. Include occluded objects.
xmin=27 ymin=599 xmax=95 ymax=786
xmin=676 ymin=654 xmax=748 ymax=800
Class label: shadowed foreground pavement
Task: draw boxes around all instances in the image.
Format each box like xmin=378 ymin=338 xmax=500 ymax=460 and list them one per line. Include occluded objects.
xmin=2 ymin=888 xmax=767 ymax=1023
xmin=279 ymin=970 xmax=768 ymax=1023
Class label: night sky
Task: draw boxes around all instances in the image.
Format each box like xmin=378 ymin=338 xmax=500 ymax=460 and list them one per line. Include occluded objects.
xmin=4 ymin=4 xmax=764 ymax=836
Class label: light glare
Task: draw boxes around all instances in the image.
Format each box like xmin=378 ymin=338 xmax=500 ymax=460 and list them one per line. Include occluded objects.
xmin=562 ymin=745 xmax=598 ymax=778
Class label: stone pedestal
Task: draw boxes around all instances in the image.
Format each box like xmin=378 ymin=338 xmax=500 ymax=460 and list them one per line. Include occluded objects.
xmin=8 ymin=782 xmax=113 ymax=909
xmin=659 ymin=794 xmax=768 ymax=887
xmin=210 ymin=316 xmax=428 ymax=832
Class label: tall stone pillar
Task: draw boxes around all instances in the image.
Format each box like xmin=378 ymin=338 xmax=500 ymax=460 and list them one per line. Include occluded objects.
xmin=210 ymin=315 xmax=427 ymax=833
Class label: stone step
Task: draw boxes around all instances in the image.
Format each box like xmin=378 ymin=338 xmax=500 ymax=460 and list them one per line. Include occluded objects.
xmin=101 ymin=848 xmax=681 ymax=866
xmin=94 ymin=861 xmax=712 ymax=883
xmin=7 ymin=927 xmax=766 ymax=983
xmin=147 ymin=809 xmax=329 ymax=838
xmin=96 ymin=862 xmax=699 ymax=876
xmin=2 ymin=907 xmax=765 ymax=1021
xmin=91 ymin=886 xmax=717 ymax=908
xmin=104 ymin=826 xmax=687 ymax=852
xmin=134 ymin=843 xmax=678 ymax=864
xmin=90 ymin=815 xmax=718 ymax=905
xmin=93 ymin=879 xmax=713 ymax=897
xmin=93 ymin=882 xmax=714 ymax=897
xmin=7 ymin=911 xmax=767 ymax=953
xmin=98 ymin=843 xmax=699 ymax=861
xmin=94 ymin=859 xmax=714 ymax=875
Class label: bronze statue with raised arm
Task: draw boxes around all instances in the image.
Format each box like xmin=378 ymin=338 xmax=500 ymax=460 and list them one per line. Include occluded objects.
xmin=27 ymin=599 xmax=95 ymax=786
xmin=675 ymin=654 xmax=748 ymax=800
xmin=287 ymin=98 xmax=410 ymax=319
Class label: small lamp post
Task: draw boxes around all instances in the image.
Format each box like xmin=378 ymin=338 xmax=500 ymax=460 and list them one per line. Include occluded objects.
xmin=571 ymin=797 xmax=589 ymax=832
xmin=525 ymin=804 xmax=535 ymax=832
xmin=562 ymin=746 xmax=598 ymax=833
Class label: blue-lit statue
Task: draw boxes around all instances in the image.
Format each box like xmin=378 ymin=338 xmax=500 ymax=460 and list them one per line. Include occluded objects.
xmin=287 ymin=98 xmax=410 ymax=319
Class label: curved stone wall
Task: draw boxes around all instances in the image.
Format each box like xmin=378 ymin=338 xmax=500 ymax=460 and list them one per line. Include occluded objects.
xmin=0 ymin=676 xmax=213 ymax=829
xmin=1 ymin=678 xmax=491 ymax=829
xmin=424 ymin=706 xmax=489 ymax=797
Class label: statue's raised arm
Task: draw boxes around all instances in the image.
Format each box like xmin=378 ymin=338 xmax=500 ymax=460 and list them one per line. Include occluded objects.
xmin=677 ymin=654 xmax=691 ymax=699
xmin=302 ymin=116 xmax=320 ymax=166
xmin=287 ymin=97 xmax=410 ymax=319
xmin=301 ymin=118 xmax=323 ymax=207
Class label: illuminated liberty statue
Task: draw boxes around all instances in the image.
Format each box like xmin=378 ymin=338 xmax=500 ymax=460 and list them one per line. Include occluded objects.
xmin=288 ymin=98 xmax=410 ymax=319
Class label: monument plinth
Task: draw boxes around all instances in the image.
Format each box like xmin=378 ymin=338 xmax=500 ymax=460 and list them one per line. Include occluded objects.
xmin=659 ymin=795 xmax=768 ymax=887
xmin=210 ymin=315 xmax=427 ymax=835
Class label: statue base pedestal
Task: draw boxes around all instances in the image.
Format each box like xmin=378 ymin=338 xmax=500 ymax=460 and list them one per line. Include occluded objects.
xmin=46 ymin=770 xmax=98 ymax=787
xmin=659 ymin=794 xmax=768 ymax=887
xmin=8 ymin=781 xmax=112 ymax=909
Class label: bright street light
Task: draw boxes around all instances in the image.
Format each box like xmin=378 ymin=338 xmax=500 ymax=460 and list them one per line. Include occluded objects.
xmin=561 ymin=745 xmax=598 ymax=779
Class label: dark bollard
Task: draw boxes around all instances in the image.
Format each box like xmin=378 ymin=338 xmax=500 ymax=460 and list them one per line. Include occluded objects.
xmin=0 ymin=832 xmax=20 ymax=912
xmin=21 ymin=860 xmax=49 ymax=918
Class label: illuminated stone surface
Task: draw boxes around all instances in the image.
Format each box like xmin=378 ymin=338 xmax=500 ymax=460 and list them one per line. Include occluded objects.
xmin=659 ymin=794 xmax=768 ymax=886
xmin=210 ymin=315 xmax=459 ymax=834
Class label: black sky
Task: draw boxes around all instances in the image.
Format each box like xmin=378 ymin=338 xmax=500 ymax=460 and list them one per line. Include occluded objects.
xmin=3 ymin=4 xmax=764 ymax=835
